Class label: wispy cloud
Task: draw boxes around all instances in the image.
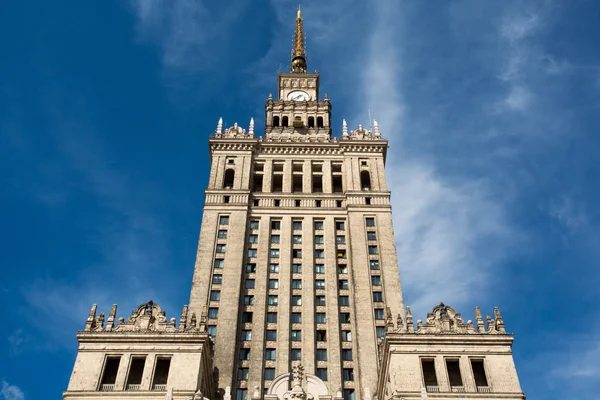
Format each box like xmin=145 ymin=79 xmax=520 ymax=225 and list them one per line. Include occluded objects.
xmin=549 ymin=195 xmax=587 ymax=235
xmin=1 ymin=381 xmax=24 ymax=400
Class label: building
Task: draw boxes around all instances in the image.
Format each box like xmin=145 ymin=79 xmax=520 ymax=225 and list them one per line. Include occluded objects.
xmin=63 ymin=9 xmax=526 ymax=400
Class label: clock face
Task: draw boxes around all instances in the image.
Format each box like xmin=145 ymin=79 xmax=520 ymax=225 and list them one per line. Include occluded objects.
xmin=287 ymin=90 xmax=310 ymax=101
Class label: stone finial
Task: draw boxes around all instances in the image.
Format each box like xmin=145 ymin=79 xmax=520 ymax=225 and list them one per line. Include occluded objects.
xmin=268 ymin=93 xmax=273 ymax=100
xmin=420 ymin=386 xmax=429 ymax=399
xmin=475 ymin=307 xmax=485 ymax=333
xmin=251 ymin=386 xmax=261 ymax=400
xmin=190 ymin=312 xmax=197 ymax=328
xmin=106 ymin=304 xmax=117 ymax=330
xmin=179 ymin=305 xmax=188 ymax=330
xmin=97 ymin=312 xmax=105 ymax=329
xmin=166 ymin=387 xmax=174 ymax=400
xmin=216 ymin=117 xmax=223 ymax=135
xmin=85 ymin=304 xmax=97 ymax=331
xmin=342 ymin=119 xmax=348 ymax=137
xmin=396 ymin=312 xmax=406 ymax=333
xmin=373 ymin=119 xmax=381 ymax=136
xmin=324 ymin=93 xmax=329 ymax=101
xmin=249 ymin=118 xmax=255 ymax=136
xmin=486 ymin=314 xmax=493 ymax=332
xmin=494 ymin=307 xmax=506 ymax=333
xmin=406 ymin=306 xmax=414 ymax=331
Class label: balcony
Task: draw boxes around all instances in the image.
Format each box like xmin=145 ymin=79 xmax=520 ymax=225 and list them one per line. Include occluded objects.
xmin=451 ymin=386 xmax=466 ymax=393
xmin=99 ymin=384 xmax=115 ymax=392
xmin=477 ymin=386 xmax=491 ymax=393
xmin=425 ymin=386 xmax=439 ymax=393
xmin=126 ymin=384 xmax=141 ymax=391
xmin=152 ymin=384 xmax=167 ymax=391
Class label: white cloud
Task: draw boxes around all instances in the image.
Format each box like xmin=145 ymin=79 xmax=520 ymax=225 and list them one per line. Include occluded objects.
xmin=500 ymin=13 xmax=540 ymax=42
xmin=1 ymin=381 xmax=24 ymax=400
xmin=502 ymin=85 xmax=533 ymax=111
xmin=549 ymin=195 xmax=587 ymax=234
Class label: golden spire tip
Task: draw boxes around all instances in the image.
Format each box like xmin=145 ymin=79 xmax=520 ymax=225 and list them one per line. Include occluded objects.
xmin=297 ymin=5 xmax=301 ymax=19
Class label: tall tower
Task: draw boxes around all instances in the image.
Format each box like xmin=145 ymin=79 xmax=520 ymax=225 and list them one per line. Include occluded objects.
xmin=63 ymin=9 xmax=525 ymax=400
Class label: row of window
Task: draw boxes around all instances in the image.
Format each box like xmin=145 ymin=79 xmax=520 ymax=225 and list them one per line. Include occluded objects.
xmin=236 ymin=389 xmax=355 ymax=400
xmin=422 ymin=358 xmax=489 ymax=391
xmin=209 ymin=291 xmax=385 ymax=306
xmin=98 ymin=356 xmax=170 ymax=391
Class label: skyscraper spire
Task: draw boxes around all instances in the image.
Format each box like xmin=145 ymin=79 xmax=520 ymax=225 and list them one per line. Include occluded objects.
xmin=291 ymin=6 xmax=307 ymax=73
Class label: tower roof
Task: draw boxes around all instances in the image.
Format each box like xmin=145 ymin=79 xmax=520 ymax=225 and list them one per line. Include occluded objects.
xmin=291 ymin=6 xmax=307 ymax=73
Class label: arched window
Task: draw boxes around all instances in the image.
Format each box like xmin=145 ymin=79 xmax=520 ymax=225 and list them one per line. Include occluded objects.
xmin=317 ymin=116 xmax=324 ymax=128
xmin=308 ymin=117 xmax=315 ymax=127
xmin=224 ymin=169 xmax=235 ymax=189
xmin=360 ymin=170 xmax=371 ymax=190
xmin=273 ymin=116 xmax=280 ymax=127
xmin=282 ymin=116 xmax=289 ymax=127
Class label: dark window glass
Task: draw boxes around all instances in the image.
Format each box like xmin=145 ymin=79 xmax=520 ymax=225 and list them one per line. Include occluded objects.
xmin=152 ymin=358 xmax=171 ymax=387
xmin=100 ymin=357 xmax=121 ymax=386
xmin=316 ymin=368 xmax=328 ymax=381
xmin=446 ymin=360 xmax=463 ymax=387
xmin=471 ymin=360 xmax=489 ymax=387
xmin=422 ymin=359 xmax=438 ymax=386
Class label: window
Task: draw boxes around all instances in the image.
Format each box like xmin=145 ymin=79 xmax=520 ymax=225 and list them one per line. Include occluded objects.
xmin=371 ymin=276 xmax=382 ymax=286
xmin=342 ymin=349 xmax=353 ymax=361
xmin=208 ymin=308 xmax=219 ymax=319
xmin=315 ymin=313 xmax=326 ymax=323
xmin=218 ymin=230 xmax=228 ymax=239
xmin=422 ymin=359 xmax=438 ymax=387
xmin=238 ymin=368 xmax=249 ymax=380
xmin=270 ymin=249 xmax=280 ymax=258
xmin=292 ymin=279 xmax=302 ymax=289
xmin=271 ymin=221 xmax=281 ymax=230
xmin=269 ymin=279 xmax=279 ymax=289
xmin=275 ymin=199 xmax=281 ymax=208
xmin=265 ymin=348 xmax=276 ymax=360
xmin=210 ymin=291 xmax=221 ymax=301
xmin=366 ymin=217 xmax=375 ymax=227
xmin=247 ymin=249 xmax=257 ymax=258
xmin=268 ymin=295 xmax=278 ymax=306
xmin=292 ymin=263 xmax=302 ymax=273
xmin=367 ymin=231 xmax=377 ymax=240
xmin=338 ymin=280 xmax=349 ymax=290
xmin=291 ymin=349 xmax=301 ymax=360
xmin=315 ymin=249 xmax=325 ymax=259
xmin=313 ymin=175 xmax=323 ymax=193
xmin=242 ymin=312 xmax=253 ymax=323
xmin=373 ymin=292 xmax=383 ymax=302
xmin=152 ymin=358 xmax=171 ymax=389
xmin=368 ymin=246 xmax=378 ymax=255
xmin=293 ymin=175 xmax=303 ymax=193
xmin=376 ymin=326 xmax=386 ymax=338
xmin=314 ymin=221 xmax=324 ymax=230
xmin=336 ymin=235 xmax=346 ymax=244
xmin=446 ymin=360 xmax=463 ymax=388
xmin=248 ymin=235 xmax=258 ymax=243
xmin=365 ymin=197 xmax=371 ymax=205
xmin=246 ymin=263 xmax=256 ymax=273
xmin=264 ymin=368 xmax=276 ymax=381
xmin=270 ymin=264 xmax=280 ymax=273
xmin=343 ymin=368 xmax=354 ymax=381
xmin=315 ymin=264 xmax=325 ymax=274
xmin=216 ymin=244 xmax=226 ymax=253
xmin=471 ymin=360 xmax=489 ymax=388
xmin=295 ymin=199 xmax=301 ymax=208
xmin=375 ymin=308 xmax=385 ymax=320
xmin=267 ymin=312 xmax=278 ymax=323
xmin=338 ymin=265 xmax=348 ymax=274
xmin=291 ymin=295 xmax=302 ymax=306
xmin=243 ymin=295 xmax=254 ymax=305
xmin=212 ymin=274 xmax=223 ymax=284
xmin=314 ymin=235 xmax=324 ymax=244
xmin=317 ymin=116 xmax=324 ymax=127
xmin=273 ymin=116 xmax=280 ymax=127
xmin=291 ymin=312 xmax=302 ymax=323
xmin=293 ymin=221 xmax=303 ymax=230
xmin=335 ymin=221 xmax=345 ymax=231
xmin=316 ymin=368 xmax=328 ymax=381
xmin=336 ymin=200 xmax=343 ymax=208
xmin=241 ymin=330 xmax=252 ymax=341
xmin=341 ymin=331 xmax=352 ymax=342
xmin=220 ymin=216 xmax=229 ymax=225
xmin=343 ymin=389 xmax=355 ymax=400
xmin=308 ymin=116 xmax=315 ymax=127
xmin=340 ymin=312 xmax=351 ymax=323
xmin=337 ymin=250 xmax=346 ymax=259
xmin=214 ymin=259 xmax=224 ymax=269
xmin=292 ymin=249 xmax=302 ymax=258
xmin=315 ymin=200 xmax=322 ymax=208
xmin=316 ymin=295 xmax=326 ymax=306
xmin=360 ymin=170 xmax=371 ymax=190
xmin=253 ymin=199 xmax=260 ymax=206
xmin=316 ymin=330 xmax=327 ymax=342
xmin=315 ymin=280 xmax=325 ymax=289
xmin=250 ymin=220 xmax=259 ymax=230
xmin=266 ymin=330 xmax=277 ymax=341
xmin=370 ymin=260 xmax=380 ymax=270
xmin=245 ymin=279 xmax=255 ymax=289
xmin=332 ymin=175 xmax=343 ymax=193
xmin=316 ymin=349 xmax=327 ymax=361
xmin=237 ymin=389 xmax=247 ymax=400
xmin=282 ymin=116 xmax=289 ymax=127
xmin=100 ymin=356 xmax=121 ymax=387
xmin=207 ymin=325 xmax=216 ymax=336
xmin=271 ymin=235 xmax=280 ymax=244
xmin=339 ymin=296 xmax=350 ymax=306
xmin=239 ymin=349 xmax=251 ymax=360
xmin=291 ymin=330 xmax=302 ymax=341
xmin=293 ymin=235 xmax=303 ymax=244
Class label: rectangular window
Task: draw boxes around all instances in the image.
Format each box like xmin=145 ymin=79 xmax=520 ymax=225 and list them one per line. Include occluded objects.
xmin=291 ymin=349 xmax=301 ymax=360
xmin=343 ymin=368 xmax=354 ymax=381
xmin=312 ymin=175 xmax=323 ymax=193
xmin=335 ymin=221 xmax=345 ymax=231
xmin=271 ymin=235 xmax=280 ymax=244
xmin=269 ymin=263 xmax=280 ymax=273
xmin=291 ymin=312 xmax=302 ymax=323
xmin=271 ymin=221 xmax=281 ymax=230
xmin=267 ymin=312 xmax=278 ymax=323
xmin=264 ymin=368 xmax=276 ymax=381
xmin=291 ymin=295 xmax=302 ymax=306
xmin=208 ymin=308 xmax=219 ymax=319
xmin=446 ymin=360 xmax=463 ymax=387
xmin=152 ymin=358 xmax=171 ymax=389
xmin=238 ymin=368 xmax=249 ymax=380
xmin=340 ymin=312 xmax=351 ymax=323
xmin=268 ymin=295 xmax=278 ymax=306
xmin=291 ymin=330 xmax=302 ymax=341
xmin=293 ymin=235 xmax=303 ymax=244
xmin=220 ymin=216 xmax=229 ymax=225
xmin=239 ymin=349 xmax=251 ymax=360
xmin=265 ymin=348 xmax=277 ymax=360
xmin=338 ymin=280 xmax=349 ymax=290
xmin=210 ymin=290 xmax=221 ymax=301
xmin=250 ymin=220 xmax=259 ymax=230
xmin=207 ymin=325 xmax=216 ymax=336
xmin=292 ymin=279 xmax=302 ymax=289
xmin=338 ymin=265 xmax=348 ymax=274
xmin=337 ymin=250 xmax=346 ymax=259
xmin=422 ymin=359 xmax=438 ymax=387
xmin=214 ymin=259 xmax=224 ymax=269
xmin=339 ymin=296 xmax=350 ymax=306
xmin=341 ymin=331 xmax=352 ymax=342
xmin=247 ymin=249 xmax=257 ymax=258
xmin=342 ymin=349 xmax=353 ymax=361
xmin=216 ymin=244 xmax=226 ymax=253
xmin=315 ymin=280 xmax=325 ymax=289
xmin=293 ymin=175 xmax=303 ymax=192
xmin=374 ymin=308 xmax=385 ymax=320
xmin=212 ymin=275 xmax=223 ymax=284
xmin=293 ymin=220 xmax=303 ymax=230
xmin=314 ymin=250 xmax=325 ymax=258
xmin=246 ymin=263 xmax=256 ymax=273
xmin=343 ymin=389 xmax=355 ymax=400
xmin=314 ymin=235 xmax=324 ymax=244
xmin=370 ymin=260 xmax=380 ymax=270
xmin=373 ymin=292 xmax=383 ymax=302
xmin=237 ymin=389 xmax=247 ymax=400
xmin=471 ymin=360 xmax=489 ymax=388
xmin=218 ymin=230 xmax=228 ymax=239
xmin=336 ymin=235 xmax=346 ymax=244
xmin=241 ymin=330 xmax=252 ymax=341
xmin=292 ymin=263 xmax=303 ymax=273
xmin=242 ymin=312 xmax=253 ymax=323
xmin=376 ymin=326 xmax=386 ymax=338
xmin=316 ymin=295 xmax=326 ymax=306
xmin=367 ymin=231 xmax=377 ymax=240
xmin=371 ymin=275 xmax=381 ymax=286
xmin=366 ymin=217 xmax=375 ymax=227
xmin=248 ymin=234 xmax=258 ymax=243
xmin=315 ymin=313 xmax=326 ymax=323
xmin=316 ymin=330 xmax=327 ymax=342
xmin=316 ymin=368 xmax=328 ymax=381
xmin=316 ymin=349 xmax=327 ymax=361
xmin=270 ymin=249 xmax=280 ymax=258
xmin=266 ymin=330 xmax=277 ymax=341
xmin=292 ymin=249 xmax=302 ymax=258
xmin=243 ymin=295 xmax=254 ymax=305
xmin=314 ymin=221 xmax=324 ymax=230
xmin=315 ymin=264 xmax=325 ymax=274
xmin=368 ymin=246 xmax=378 ymax=255
xmin=269 ymin=279 xmax=279 ymax=289
xmin=100 ymin=356 xmax=121 ymax=387
xmin=245 ymin=279 xmax=255 ymax=289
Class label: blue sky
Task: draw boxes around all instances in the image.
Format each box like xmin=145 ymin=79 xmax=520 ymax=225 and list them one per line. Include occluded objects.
xmin=1 ymin=0 xmax=599 ymax=399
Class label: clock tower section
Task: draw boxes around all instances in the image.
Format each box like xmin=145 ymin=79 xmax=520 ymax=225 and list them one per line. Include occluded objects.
xmin=265 ymin=8 xmax=331 ymax=141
